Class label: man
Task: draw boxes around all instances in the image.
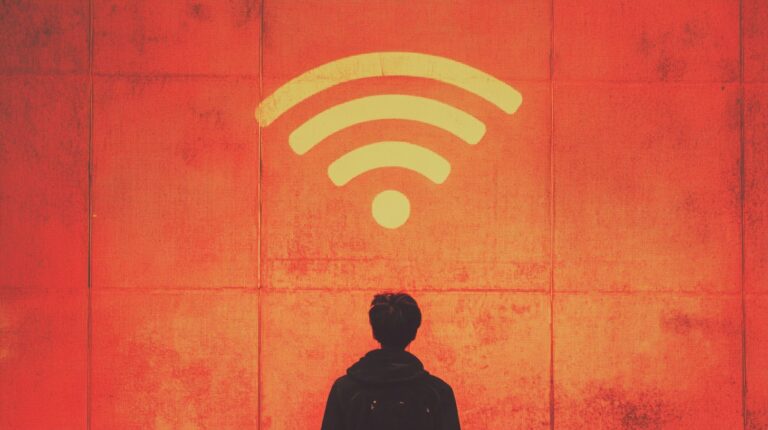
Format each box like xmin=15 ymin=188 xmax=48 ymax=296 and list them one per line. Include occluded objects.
xmin=321 ymin=293 xmax=461 ymax=430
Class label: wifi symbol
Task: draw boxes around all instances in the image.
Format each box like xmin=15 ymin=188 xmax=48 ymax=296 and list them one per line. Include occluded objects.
xmin=255 ymin=51 xmax=522 ymax=229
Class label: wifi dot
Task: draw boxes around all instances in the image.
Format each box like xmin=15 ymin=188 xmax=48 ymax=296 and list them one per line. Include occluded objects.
xmin=371 ymin=190 xmax=410 ymax=229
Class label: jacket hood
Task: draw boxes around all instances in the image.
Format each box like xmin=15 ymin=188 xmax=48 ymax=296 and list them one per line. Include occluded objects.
xmin=346 ymin=348 xmax=427 ymax=384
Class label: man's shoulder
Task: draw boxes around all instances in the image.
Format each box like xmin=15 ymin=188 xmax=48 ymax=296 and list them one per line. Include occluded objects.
xmin=331 ymin=374 xmax=358 ymax=388
xmin=422 ymin=373 xmax=455 ymax=396
xmin=329 ymin=374 xmax=364 ymax=397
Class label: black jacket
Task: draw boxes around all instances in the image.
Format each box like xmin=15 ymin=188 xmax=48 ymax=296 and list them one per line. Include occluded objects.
xmin=321 ymin=348 xmax=461 ymax=430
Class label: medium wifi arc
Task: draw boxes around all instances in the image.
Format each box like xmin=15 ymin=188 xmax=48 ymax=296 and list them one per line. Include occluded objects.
xmin=289 ymin=94 xmax=486 ymax=156
xmin=255 ymin=51 xmax=522 ymax=229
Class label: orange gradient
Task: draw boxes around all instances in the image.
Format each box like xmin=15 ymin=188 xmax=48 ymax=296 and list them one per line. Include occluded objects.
xmin=1 ymin=1 xmax=767 ymax=429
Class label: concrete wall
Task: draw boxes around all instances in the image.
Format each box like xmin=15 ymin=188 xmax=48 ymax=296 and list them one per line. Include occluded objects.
xmin=0 ymin=0 xmax=766 ymax=428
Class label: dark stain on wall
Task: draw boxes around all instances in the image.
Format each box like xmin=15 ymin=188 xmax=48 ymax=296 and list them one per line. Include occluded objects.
xmin=189 ymin=2 xmax=209 ymax=21
xmin=0 ymin=0 xmax=88 ymax=72
xmin=747 ymin=409 xmax=768 ymax=430
xmin=582 ymin=385 xmax=680 ymax=429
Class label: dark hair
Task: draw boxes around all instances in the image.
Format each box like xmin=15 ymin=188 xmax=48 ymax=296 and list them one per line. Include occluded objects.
xmin=368 ymin=292 xmax=422 ymax=349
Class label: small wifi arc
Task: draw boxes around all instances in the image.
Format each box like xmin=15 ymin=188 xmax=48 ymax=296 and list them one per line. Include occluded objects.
xmin=255 ymin=51 xmax=522 ymax=229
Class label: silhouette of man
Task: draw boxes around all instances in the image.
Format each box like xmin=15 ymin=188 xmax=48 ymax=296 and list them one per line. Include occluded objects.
xmin=321 ymin=293 xmax=461 ymax=430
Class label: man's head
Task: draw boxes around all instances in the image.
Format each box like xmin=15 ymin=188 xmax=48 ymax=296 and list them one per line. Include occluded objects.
xmin=368 ymin=292 xmax=422 ymax=349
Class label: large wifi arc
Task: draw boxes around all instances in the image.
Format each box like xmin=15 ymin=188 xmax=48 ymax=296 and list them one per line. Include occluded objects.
xmin=255 ymin=51 xmax=523 ymax=229
xmin=255 ymin=51 xmax=522 ymax=126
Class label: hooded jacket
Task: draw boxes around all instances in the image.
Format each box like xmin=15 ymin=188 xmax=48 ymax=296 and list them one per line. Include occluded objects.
xmin=320 ymin=348 xmax=461 ymax=430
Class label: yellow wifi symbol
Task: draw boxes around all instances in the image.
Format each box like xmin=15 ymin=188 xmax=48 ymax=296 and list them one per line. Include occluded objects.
xmin=255 ymin=52 xmax=522 ymax=229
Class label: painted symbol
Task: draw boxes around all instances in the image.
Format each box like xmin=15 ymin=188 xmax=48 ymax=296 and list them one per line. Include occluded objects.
xmin=255 ymin=52 xmax=522 ymax=229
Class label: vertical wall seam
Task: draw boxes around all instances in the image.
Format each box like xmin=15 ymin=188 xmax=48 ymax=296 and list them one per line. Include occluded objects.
xmin=549 ymin=0 xmax=556 ymax=428
xmin=257 ymin=1 xmax=265 ymax=429
xmin=87 ymin=0 xmax=94 ymax=428
xmin=739 ymin=0 xmax=747 ymax=428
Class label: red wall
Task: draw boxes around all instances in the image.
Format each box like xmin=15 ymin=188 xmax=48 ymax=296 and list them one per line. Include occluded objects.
xmin=1 ymin=0 xmax=767 ymax=429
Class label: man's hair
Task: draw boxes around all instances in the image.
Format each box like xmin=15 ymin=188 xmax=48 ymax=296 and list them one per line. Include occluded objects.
xmin=368 ymin=292 xmax=422 ymax=349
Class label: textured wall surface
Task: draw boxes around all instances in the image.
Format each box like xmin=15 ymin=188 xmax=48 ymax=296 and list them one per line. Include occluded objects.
xmin=0 ymin=0 xmax=766 ymax=429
